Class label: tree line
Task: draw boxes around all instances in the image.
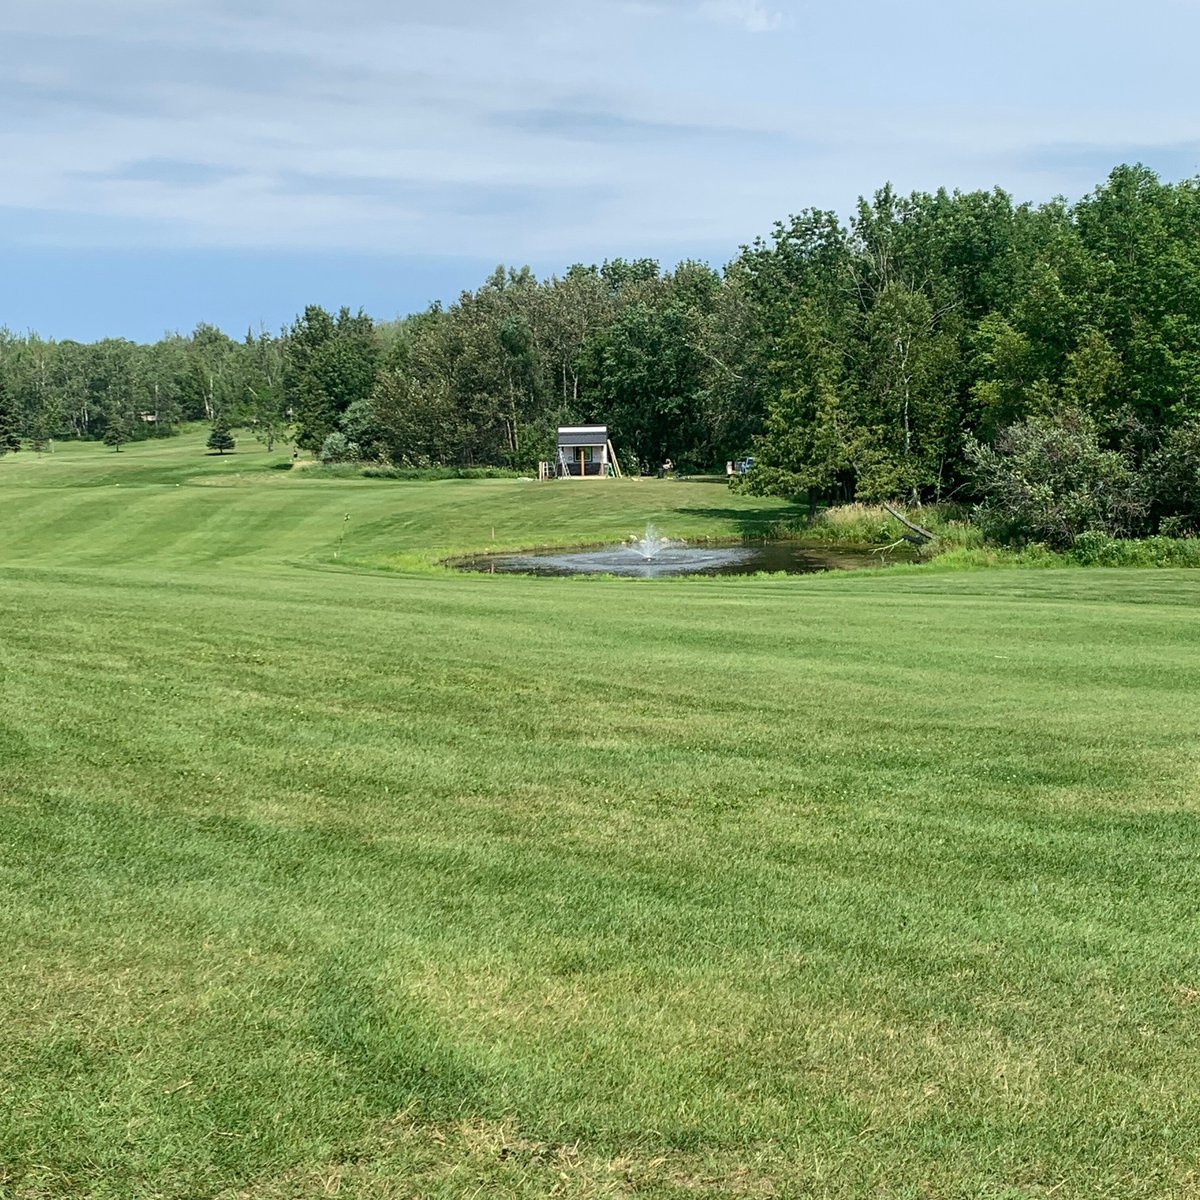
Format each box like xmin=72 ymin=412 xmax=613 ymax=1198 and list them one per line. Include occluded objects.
xmin=2 ymin=163 xmax=1199 ymax=535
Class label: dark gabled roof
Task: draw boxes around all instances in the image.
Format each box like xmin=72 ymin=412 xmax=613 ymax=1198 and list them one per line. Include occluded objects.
xmin=557 ymin=425 xmax=608 ymax=447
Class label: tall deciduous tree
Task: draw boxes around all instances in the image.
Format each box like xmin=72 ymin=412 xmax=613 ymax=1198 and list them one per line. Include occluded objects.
xmin=287 ymin=306 xmax=379 ymax=450
xmin=238 ymin=329 xmax=288 ymax=451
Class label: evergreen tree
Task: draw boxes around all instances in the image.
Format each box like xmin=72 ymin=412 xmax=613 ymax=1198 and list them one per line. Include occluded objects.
xmin=102 ymin=420 xmax=127 ymax=451
xmin=0 ymin=374 xmax=20 ymax=455
xmin=207 ymin=416 xmax=235 ymax=454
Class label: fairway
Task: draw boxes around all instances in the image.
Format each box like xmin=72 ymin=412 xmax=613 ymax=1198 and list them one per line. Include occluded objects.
xmin=2 ymin=435 xmax=1199 ymax=1199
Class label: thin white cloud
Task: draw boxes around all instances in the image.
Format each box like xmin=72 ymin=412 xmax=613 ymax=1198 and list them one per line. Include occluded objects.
xmin=699 ymin=0 xmax=783 ymax=33
xmin=0 ymin=0 xmax=1198 ymax=264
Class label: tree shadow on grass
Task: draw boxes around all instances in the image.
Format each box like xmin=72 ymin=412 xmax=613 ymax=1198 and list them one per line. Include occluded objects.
xmin=679 ymin=504 xmax=810 ymax=539
xmin=307 ymin=953 xmax=494 ymax=1121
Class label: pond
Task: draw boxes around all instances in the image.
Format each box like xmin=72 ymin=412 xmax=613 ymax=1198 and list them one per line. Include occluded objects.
xmin=453 ymin=537 xmax=917 ymax=578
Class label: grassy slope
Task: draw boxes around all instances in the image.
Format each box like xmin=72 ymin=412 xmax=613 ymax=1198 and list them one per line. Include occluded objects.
xmin=0 ymin=434 xmax=802 ymax=572
xmin=1 ymin=435 xmax=1199 ymax=1199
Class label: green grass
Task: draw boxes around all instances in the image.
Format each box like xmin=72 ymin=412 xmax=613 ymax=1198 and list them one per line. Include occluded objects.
xmin=2 ymin=433 xmax=1200 ymax=1198
xmin=763 ymin=501 xmax=984 ymax=553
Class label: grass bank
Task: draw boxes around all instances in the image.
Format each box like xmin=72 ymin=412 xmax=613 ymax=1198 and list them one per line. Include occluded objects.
xmin=2 ymin=433 xmax=1199 ymax=1198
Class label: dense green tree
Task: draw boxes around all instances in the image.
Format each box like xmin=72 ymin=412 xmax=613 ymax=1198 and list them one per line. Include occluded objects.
xmin=364 ymin=312 xmax=468 ymax=466
xmin=102 ymin=420 xmax=128 ymax=452
xmin=0 ymin=373 xmax=21 ymax=454
xmin=138 ymin=335 xmax=191 ymax=433
xmin=542 ymin=265 xmax=615 ymax=411
xmin=1073 ymin=166 xmax=1200 ymax=426
xmin=693 ymin=266 xmax=768 ymax=462
xmin=1153 ymin=418 xmax=1200 ymax=533
xmin=237 ymin=329 xmax=288 ymax=451
xmin=52 ymin=340 xmax=95 ymax=439
xmin=187 ymin=324 xmax=237 ymax=422
xmin=577 ymin=261 xmax=720 ymax=468
xmin=287 ymin=306 xmax=379 ymax=450
xmin=451 ymin=267 xmax=546 ymax=466
xmin=206 ymin=416 xmax=235 ymax=455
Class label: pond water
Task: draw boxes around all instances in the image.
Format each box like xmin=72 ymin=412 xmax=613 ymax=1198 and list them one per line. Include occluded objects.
xmin=454 ymin=539 xmax=916 ymax=578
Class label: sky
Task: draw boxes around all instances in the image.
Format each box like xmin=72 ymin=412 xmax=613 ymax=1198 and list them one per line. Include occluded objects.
xmin=2 ymin=0 xmax=1199 ymax=341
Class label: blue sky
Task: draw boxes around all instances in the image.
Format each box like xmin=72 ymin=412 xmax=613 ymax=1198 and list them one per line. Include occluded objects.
xmin=2 ymin=0 xmax=1199 ymax=341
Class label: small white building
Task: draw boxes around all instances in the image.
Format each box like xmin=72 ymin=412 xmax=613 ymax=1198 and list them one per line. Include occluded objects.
xmin=550 ymin=425 xmax=622 ymax=478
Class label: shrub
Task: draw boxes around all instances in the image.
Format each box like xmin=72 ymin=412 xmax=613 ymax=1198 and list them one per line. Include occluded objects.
xmin=966 ymin=407 xmax=1148 ymax=548
xmin=1159 ymin=515 xmax=1197 ymax=538
xmin=1153 ymin=419 xmax=1200 ymax=534
xmin=1068 ymin=531 xmax=1200 ymax=568
xmin=360 ymin=464 xmax=520 ymax=481
xmin=319 ymin=432 xmax=359 ymax=464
